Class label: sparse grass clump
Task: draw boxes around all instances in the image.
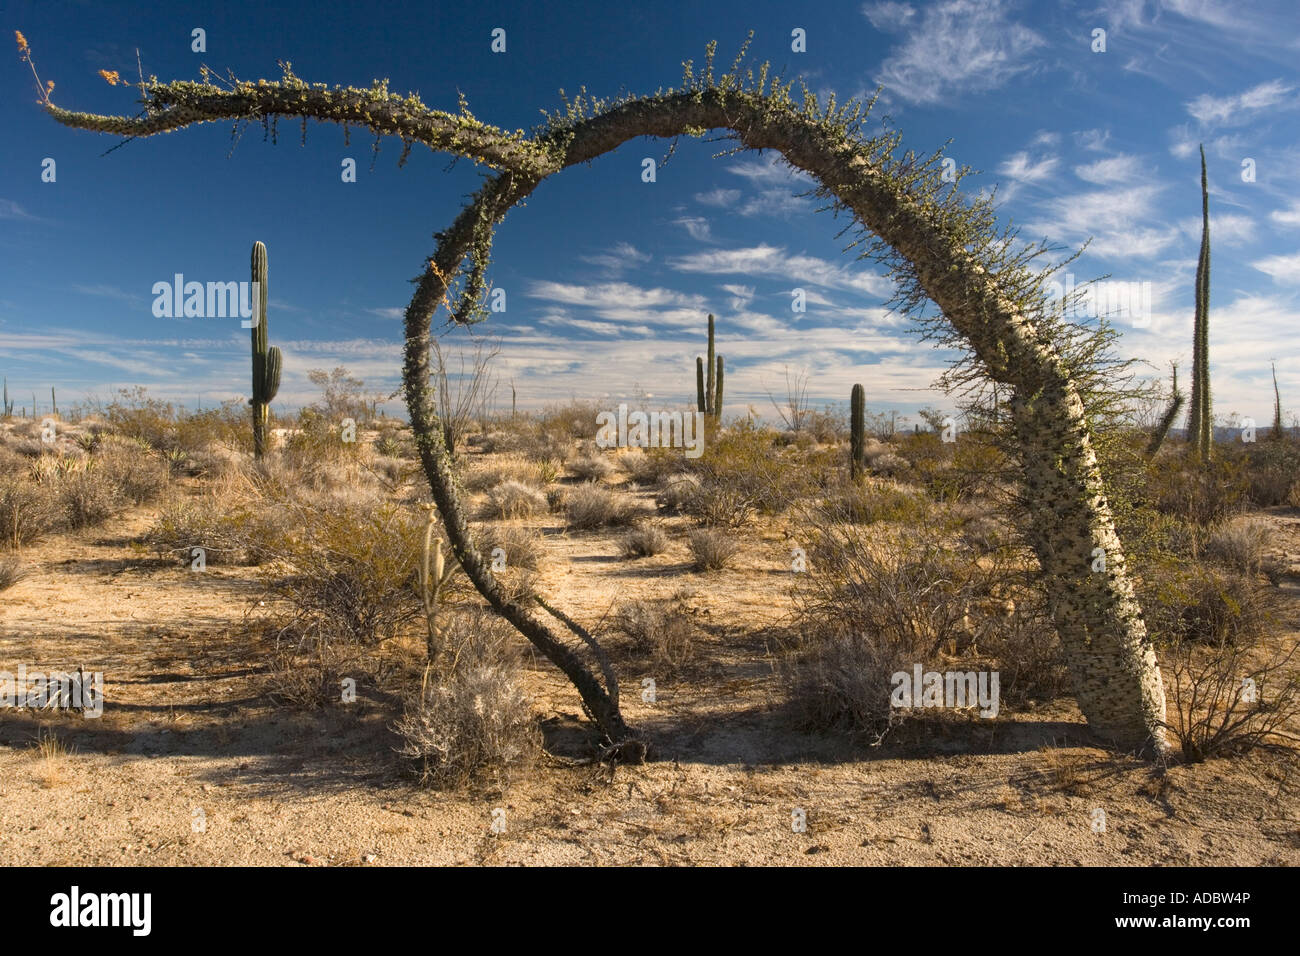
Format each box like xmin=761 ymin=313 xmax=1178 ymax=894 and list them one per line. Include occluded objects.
xmin=568 ymin=453 xmax=614 ymax=482
xmin=481 ymin=479 xmax=548 ymax=519
xmin=623 ymin=521 xmax=669 ymax=558
xmin=0 ymin=474 xmax=59 ymax=549
xmin=394 ymin=609 xmax=539 ymax=788
xmin=56 ymin=467 xmax=122 ymax=530
xmin=687 ymin=526 xmax=739 ymax=571
xmin=1203 ymin=516 xmax=1274 ymax=577
xmin=0 ymin=556 xmax=26 ymax=592
xmin=481 ymin=524 xmax=546 ymax=571
xmin=614 ymin=593 xmax=697 ymax=673
xmin=565 ymin=482 xmax=643 ymax=530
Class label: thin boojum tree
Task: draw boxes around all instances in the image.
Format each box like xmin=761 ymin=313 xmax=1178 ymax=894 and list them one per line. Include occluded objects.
xmin=32 ymin=34 xmax=1169 ymax=757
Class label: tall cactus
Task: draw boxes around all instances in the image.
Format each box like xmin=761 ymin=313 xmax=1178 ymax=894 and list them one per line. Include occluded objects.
xmin=1271 ymin=362 xmax=1283 ymax=441
xmin=695 ymin=313 xmax=724 ymax=420
xmin=1187 ymin=145 xmax=1212 ymax=462
xmin=1146 ymin=363 xmax=1185 ymax=458
xmin=850 ymin=383 xmax=866 ymax=479
xmin=249 ymin=240 xmax=282 ymax=459
xmin=50 ymin=387 xmax=57 ymax=417
xmin=2 ymin=378 xmax=11 ymax=417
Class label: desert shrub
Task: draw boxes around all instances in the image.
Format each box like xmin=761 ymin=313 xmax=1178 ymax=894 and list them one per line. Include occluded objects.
xmin=1144 ymin=454 xmax=1249 ymax=526
xmin=96 ymin=441 xmax=169 ymax=505
xmin=677 ymin=473 xmax=760 ymax=528
xmin=823 ymin=477 xmax=932 ymax=525
xmin=56 ymin=467 xmax=122 ymax=530
xmin=536 ymin=400 xmax=603 ymax=441
xmin=565 ymin=482 xmax=643 ymax=529
xmin=683 ymin=421 xmax=821 ymax=518
xmin=614 ymin=594 xmax=697 ymax=673
xmin=620 ymin=446 xmax=681 ymax=486
xmin=172 ymin=401 xmax=251 ymax=455
xmin=545 ymin=486 xmax=567 ymax=513
xmin=978 ymin=591 xmax=1070 ymax=706
xmin=187 ymin=441 xmax=245 ymax=480
xmin=271 ymin=500 xmax=424 ymax=646
xmin=1203 ymin=516 xmax=1274 ymax=577
xmin=568 ymin=453 xmax=614 ymax=481
xmin=895 ymin=431 xmax=1005 ymax=502
xmin=797 ymin=523 xmax=993 ymax=658
xmin=0 ymin=445 xmax=29 ymax=476
xmin=461 ymin=457 xmax=543 ymax=493
xmin=623 ymin=521 xmax=669 ymax=558
xmin=265 ymin=638 xmax=370 ymax=710
xmin=1240 ymin=441 xmax=1300 ymax=507
xmin=655 ymin=471 xmax=701 ymax=513
xmin=1138 ymin=557 xmax=1277 ymax=646
xmin=394 ymin=609 xmax=539 ymax=788
xmin=481 ymin=479 xmax=548 ymax=519
xmin=687 ymin=526 xmax=739 ymax=571
xmin=145 ymin=496 xmax=267 ymax=565
xmin=784 ymin=521 xmax=1020 ymax=740
xmin=0 ymin=557 xmax=26 ymax=592
xmin=783 ymin=629 xmax=914 ymax=743
xmin=374 ymin=430 xmax=411 ymax=459
xmin=100 ymin=386 xmax=176 ymax=450
xmin=1161 ymin=636 xmax=1300 ymax=762
xmin=0 ymin=475 xmax=59 ymax=549
xmin=480 ymin=525 xmax=546 ymax=571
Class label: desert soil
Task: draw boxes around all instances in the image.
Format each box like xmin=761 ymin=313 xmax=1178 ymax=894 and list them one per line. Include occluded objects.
xmin=3 ymin=480 xmax=1299 ymax=867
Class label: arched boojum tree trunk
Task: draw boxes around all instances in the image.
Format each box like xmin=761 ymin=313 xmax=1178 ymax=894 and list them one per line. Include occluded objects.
xmin=43 ymin=51 xmax=1167 ymax=755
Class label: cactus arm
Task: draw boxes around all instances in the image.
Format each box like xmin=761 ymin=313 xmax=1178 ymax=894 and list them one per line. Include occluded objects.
xmin=705 ymin=313 xmax=715 ymax=416
xmin=713 ymin=354 xmax=724 ymax=421
xmin=696 ymin=356 xmax=706 ymax=413
xmin=850 ymin=382 xmax=865 ymax=479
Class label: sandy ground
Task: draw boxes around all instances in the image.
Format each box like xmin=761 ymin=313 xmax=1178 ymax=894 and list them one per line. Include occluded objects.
xmin=2 ymin=475 xmax=1299 ymax=867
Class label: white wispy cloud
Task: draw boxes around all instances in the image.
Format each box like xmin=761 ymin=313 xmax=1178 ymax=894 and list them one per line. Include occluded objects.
xmin=579 ymin=241 xmax=652 ymax=272
xmin=1185 ymin=79 xmax=1295 ymax=127
xmin=862 ymin=1 xmax=918 ymax=31
xmin=1252 ymin=251 xmax=1300 ymax=283
xmin=695 ymin=188 xmax=741 ymax=207
xmin=667 ymin=244 xmax=894 ymax=298
xmin=1268 ymin=200 xmax=1300 ymax=228
xmin=0 ymin=199 xmax=38 ymax=221
xmin=999 ymin=151 xmax=1061 ymax=183
xmin=675 ymin=217 xmax=713 ymax=241
xmin=1073 ymin=154 xmax=1146 ymax=184
xmin=867 ymin=0 xmax=1047 ymax=105
xmin=1024 ymin=185 xmax=1182 ymax=259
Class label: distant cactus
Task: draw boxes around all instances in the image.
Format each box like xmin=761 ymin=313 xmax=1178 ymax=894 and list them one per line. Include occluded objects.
xmin=1147 ymin=363 xmax=1185 ymax=458
xmin=2 ymin=378 xmax=11 ymax=417
xmin=249 ymin=240 xmax=282 ymax=459
xmin=695 ymin=313 xmax=724 ymax=420
xmin=1187 ymin=145 xmax=1212 ymax=462
xmin=50 ymin=386 xmax=57 ymax=417
xmin=850 ymin=383 xmax=866 ymax=479
xmin=1271 ymin=362 xmax=1283 ymax=441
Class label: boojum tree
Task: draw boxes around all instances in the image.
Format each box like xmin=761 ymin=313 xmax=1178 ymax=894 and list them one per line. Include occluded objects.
xmin=34 ymin=35 xmax=1167 ymax=756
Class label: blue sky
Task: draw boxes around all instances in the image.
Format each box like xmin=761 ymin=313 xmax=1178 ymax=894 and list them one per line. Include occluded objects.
xmin=3 ymin=0 xmax=1298 ymax=425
